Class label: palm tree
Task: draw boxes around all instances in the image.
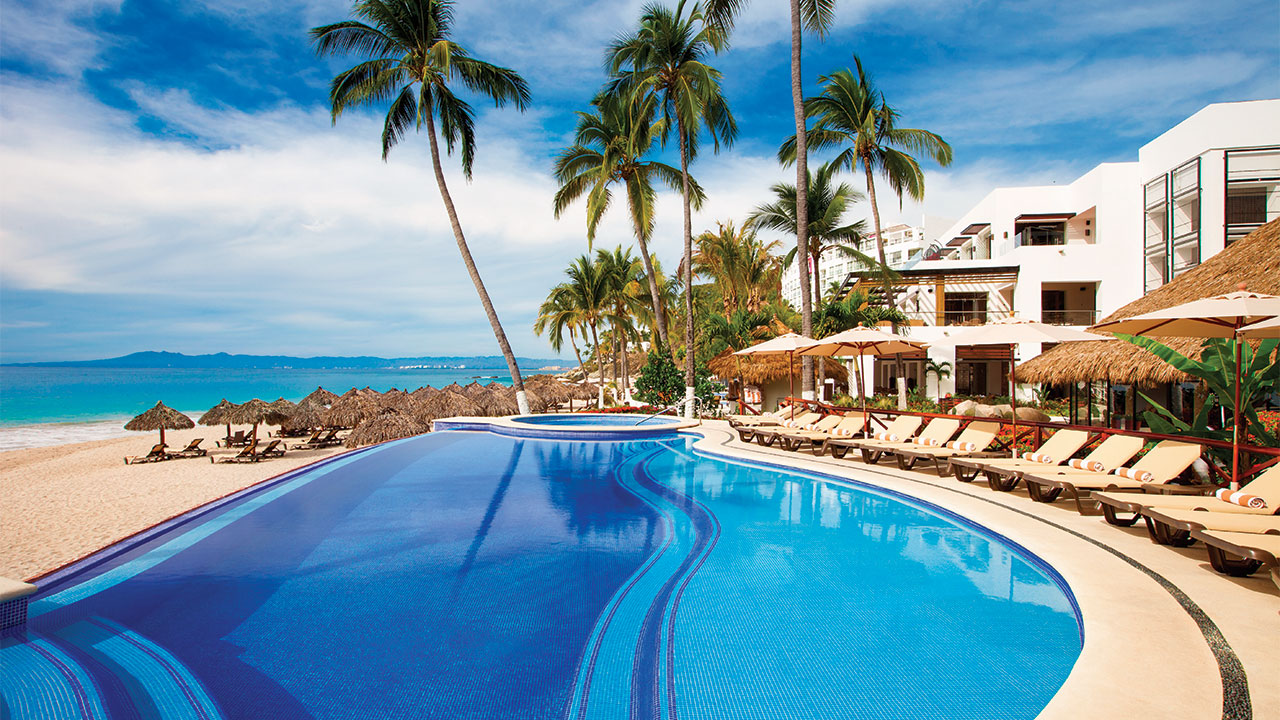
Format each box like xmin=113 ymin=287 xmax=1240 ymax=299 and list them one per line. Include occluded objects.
xmin=534 ymin=285 xmax=590 ymax=383
xmin=554 ymin=92 xmax=704 ymax=350
xmin=693 ymin=220 xmax=781 ymax=320
xmin=597 ymin=245 xmax=647 ymax=403
xmin=780 ymin=56 xmax=952 ymax=381
xmin=924 ymin=358 xmax=952 ymax=397
xmin=747 ymin=161 xmax=874 ymax=312
xmin=608 ymin=0 xmax=737 ymax=417
xmin=813 ymin=290 xmax=908 ymax=398
xmin=705 ymin=0 xmax=837 ymax=400
xmin=312 ymin=0 xmax=534 ymax=413
xmin=703 ymin=308 xmax=775 ymax=403
xmin=560 ymin=255 xmax=615 ymax=407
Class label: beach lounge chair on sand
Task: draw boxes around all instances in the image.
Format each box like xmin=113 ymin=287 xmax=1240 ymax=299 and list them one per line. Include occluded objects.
xmin=1190 ymin=529 xmax=1280 ymax=583
xmin=218 ymin=430 xmax=249 ymax=448
xmin=1092 ymin=463 xmax=1280 ymax=528
xmin=124 ymin=443 xmax=169 ymax=465
xmin=170 ymin=438 xmax=207 ymax=458
xmin=216 ymin=440 xmax=259 ymax=463
xmin=1024 ymin=439 xmax=1205 ymax=518
xmin=951 ymin=429 xmax=1091 ymax=492
xmin=743 ymin=412 xmax=822 ymax=445
xmin=825 ymin=415 xmax=924 ymax=461
xmin=1021 ymin=434 xmax=1147 ymax=510
xmin=890 ymin=421 xmax=1003 ymax=476
xmin=258 ymin=439 xmax=286 ymax=458
xmin=1142 ymin=508 xmax=1280 ymax=547
xmin=776 ymin=413 xmax=868 ymax=453
xmin=851 ymin=417 xmax=960 ymax=466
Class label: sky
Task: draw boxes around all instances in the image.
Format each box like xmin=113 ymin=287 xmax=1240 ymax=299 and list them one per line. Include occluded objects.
xmin=0 ymin=0 xmax=1276 ymax=363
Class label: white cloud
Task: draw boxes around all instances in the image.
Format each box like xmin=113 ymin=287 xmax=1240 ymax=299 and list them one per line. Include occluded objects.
xmin=0 ymin=0 xmax=124 ymax=76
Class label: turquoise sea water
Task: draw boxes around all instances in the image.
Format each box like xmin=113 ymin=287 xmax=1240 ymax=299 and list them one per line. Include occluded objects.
xmin=0 ymin=366 xmax=518 ymax=449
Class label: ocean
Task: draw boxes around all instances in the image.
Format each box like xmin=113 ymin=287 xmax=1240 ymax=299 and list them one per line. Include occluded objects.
xmin=0 ymin=366 xmax=521 ymax=451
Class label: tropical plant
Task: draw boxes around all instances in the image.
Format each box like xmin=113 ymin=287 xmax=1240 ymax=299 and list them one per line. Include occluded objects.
xmin=554 ymin=91 xmax=703 ymax=349
xmin=703 ymin=309 xmax=775 ymax=393
xmin=634 ymin=349 xmax=719 ymax=410
xmin=748 ymin=161 xmax=875 ymax=308
xmin=558 ymin=255 xmax=617 ymax=407
xmin=780 ymin=57 xmax=952 ymax=380
xmin=1125 ymin=336 xmax=1279 ymax=466
xmin=706 ymin=0 xmax=838 ymax=400
xmin=692 ymin=220 xmax=782 ymax=319
xmin=608 ymin=0 xmax=737 ymax=416
xmin=924 ymin=359 xmax=952 ymax=392
xmin=596 ymin=246 xmax=648 ymax=402
xmin=312 ymin=0 xmax=534 ymax=413
xmin=533 ymin=285 xmax=590 ymax=383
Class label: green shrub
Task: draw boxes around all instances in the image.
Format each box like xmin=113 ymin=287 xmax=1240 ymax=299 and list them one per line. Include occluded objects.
xmin=634 ymin=350 xmax=719 ymax=410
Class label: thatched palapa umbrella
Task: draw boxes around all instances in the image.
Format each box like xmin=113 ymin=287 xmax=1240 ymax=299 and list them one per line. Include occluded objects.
xmin=302 ymin=387 xmax=339 ymax=407
xmin=267 ymin=397 xmax=297 ymax=423
xmin=228 ymin=398 xmax=275 ymax=442
xmin=324 ymin=391 xmax=381 ymax=428
xmin=421 ymin=389 xmax=483 ymax=419
xmin=126 ymin=402 xmax=194 ymax=447
xmin=344 ymin=407 xmax=428 ymax=448
xmin=198 ymin=399 xmax=238 ymax=443
xmin=284 ymin=400 xmax=327 ymax=433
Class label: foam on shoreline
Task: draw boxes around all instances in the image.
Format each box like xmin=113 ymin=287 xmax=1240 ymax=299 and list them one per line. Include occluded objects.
xmin=0 ymin=413 xmax=205 ymax=453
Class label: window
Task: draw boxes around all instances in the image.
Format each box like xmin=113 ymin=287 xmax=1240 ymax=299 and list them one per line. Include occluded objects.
xmin=944 ymin=292 xmax=988 ymax=325
xmin=1014 ymin=222 xmax=1065 ymax=246
xmin=1144 ymin=175 xmax=1169 ymax=292
xmin=1169 ymin=158 xmax=1200 ymax=278
xmin=1225 ymin=147 xmax=1280 ymax=246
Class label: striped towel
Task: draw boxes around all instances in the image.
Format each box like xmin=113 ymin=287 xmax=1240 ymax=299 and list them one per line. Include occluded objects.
xmin=781 ymin=418 xmax=801 ymax=428
xmin=804 ymin=423 xmax=821 ymax=431
xmin=1067 ymin=458 xmax=1105 ymax=472
xmin=873 ymin=431 xmax=899 ymax=442
xmin=1021 ymin=451 xmax=1056 ymax=464
xmin=914 ymin=436 xmax=940 ymax=447
xmin=1216 ymin=488 xmax=1268 ymax=509
xmin=1112 ymin=467 xmax=1154 ymax=482
xmin=833 ymin=427 xmax=855 ymax=437
xmin=947 ymin=440 xmax=976 ymax=452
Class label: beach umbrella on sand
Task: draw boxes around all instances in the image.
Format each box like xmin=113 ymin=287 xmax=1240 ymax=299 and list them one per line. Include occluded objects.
xmin=198 ymin=399 xmax=238 ymax=442
xmin=411 ymin=385 xmax=440 ymax=402
xmin=228 ymin=398 xmax=275 ymax=442
xmin=267 ymin=397 xmax=297 ymax=423
xmin=798 ymin=327 xmax=928 ymax=418
xmin=1094 ymin=288 xmax=1280 ymax=488
xmin=302 ymin=387 xmax=339 ymax=407
xmin=126 ymin=402 xmax=195 ymax=447
xmin=283 ymin=400 xmax=326 ymax=433
xmin=324 ymin=392 xmax=381 ymax=428
xmin=344 ymin=407 xmax=429 ymax=448
xmin=734 ymin=333 xmax=817 ymax=418
xmin=421 ymin=389 xmax=483 ymax=419
xmin=937 ymin=317 xmax=1114 ymax=459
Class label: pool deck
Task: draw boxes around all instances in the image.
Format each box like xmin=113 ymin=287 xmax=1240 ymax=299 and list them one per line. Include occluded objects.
xmin=688 ymin=420 xmax=1278 ymax=720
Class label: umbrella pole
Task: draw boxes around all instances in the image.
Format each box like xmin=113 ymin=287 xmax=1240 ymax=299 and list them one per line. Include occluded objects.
xmin=1009 ymin=346 xmax=1018 ymax=459
xmin=788 ymin=352 xmax=795 ymax=419
xmin=1228 ymin=335 xmax=1239 ymax=486
xmin=859 ymin=349 xmax=868 ymax=420
xmin=160 ymin=427 xmax=165 ymax=448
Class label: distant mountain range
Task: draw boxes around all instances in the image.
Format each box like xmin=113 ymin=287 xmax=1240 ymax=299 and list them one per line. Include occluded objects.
xmin=5 ymin=351 xmax=568 ymax=370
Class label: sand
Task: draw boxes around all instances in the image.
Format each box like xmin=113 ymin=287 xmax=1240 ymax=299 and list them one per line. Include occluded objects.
xmin=0 ymin=424 xmax=350 ymax=581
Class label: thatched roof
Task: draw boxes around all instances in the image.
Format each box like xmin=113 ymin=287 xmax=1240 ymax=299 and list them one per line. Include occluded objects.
xmin=302 ymin=387 xmax=339 ymax=407
xmin=324 ymin=392 xmax=381 ymax=427
xmin=267 ymin=397 xmax=297 ymax=421
xmin=283 ymin=401 xmax=326 ymax=431
xmin=197 ymin=399 xmax=237 ymax=426
xmin=125 ymin=402 xmax=194 ymax=431
xmin=707 ymin=350 xmax=848 ymax=386
xmin=1017 ymin=218 xmax=1280 ymax=386
xmin=228 ymin=398 xmax=276 ymax=425
xmin=420 ymin=389 xmax=483 ymax=418
xmin=344 ymin=407 xmax=428 ymax=448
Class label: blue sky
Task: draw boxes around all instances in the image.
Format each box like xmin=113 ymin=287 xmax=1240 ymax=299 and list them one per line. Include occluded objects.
xmin=1 ymin=0 xmax=1276 ymax=363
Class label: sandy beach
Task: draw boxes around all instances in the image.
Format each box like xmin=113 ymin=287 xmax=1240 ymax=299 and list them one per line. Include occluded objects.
xmin=0 ymin=424 xmax=350 ymax=581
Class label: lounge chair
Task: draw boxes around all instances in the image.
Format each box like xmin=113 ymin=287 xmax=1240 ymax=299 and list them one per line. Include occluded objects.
xmin=735 ymin=411 xmax=819 ymax=443
xmin=1093 ymin=464 xmax=1280 ymax=531
xmin=1027 ymin=439 xmax=1205 ymax=518
xmin=891 ymin=421 xmax=1003 ymax=476
xmin=825 ymin=415 xmax=924 ymax=461
xmin=953 ymin=428 xmax=1091 ymax=492
xmin=215 ymin=440 xmax=259 ymax=463
xmin=767 ymin=413 xmax=848 ymax=450
xmin=745 ymin=412 xmax=823 ymax=446
xmin=777 ymin=413 xmax=869 ymax=453
xmin=726 ymin=407 xmax=791 ymax=427
xmin=124 ymin=443 xmax=169 ymax=465
xmin=170 ymin=438 xmax=207 ymax=458
xmin=218 ymin=430 xmax=249 ymax=448
xmin=851 ymin=417 xmax=961 ymax=466
xmin=1190 ymin=529 xmax=1280 ymax=582
xmin=1141 ymin=508 xmax=1280 ymax=547
xmin=1022 ymin=434 xmax=1148 ymax=509
xmin=258 ymin=439 xmax=286 ymax=458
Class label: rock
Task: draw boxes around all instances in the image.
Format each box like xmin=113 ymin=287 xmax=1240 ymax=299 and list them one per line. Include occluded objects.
xmin=973 ymin=403 xmax=1000 ymax=418
xmin=1013 ymin=406 xmax=1051 ymax=422
xmin=953 ymin=400 xmax=977 ymax=416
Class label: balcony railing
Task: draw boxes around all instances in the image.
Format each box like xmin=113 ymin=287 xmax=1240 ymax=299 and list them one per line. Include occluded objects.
xmin=895 ymin=309 xmax=1097 ymax=326
xmin=1042 ymin=309 xmax=1098 ymax=326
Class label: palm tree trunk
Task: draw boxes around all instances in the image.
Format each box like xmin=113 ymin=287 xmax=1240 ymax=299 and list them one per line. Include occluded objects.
xmin=620 ymin=333 xmax=631 ymax=403
xmin=632 ymin=217 xmax=670 ymax=350
xmin=789 ymin=0 xmax=813 ymax=400
xmin=571 ymin=332 xmax=588 ymax=387
xmin=423 ymin=112 xmax=529 ymax=414
xmin=678 ymin=117 xmax=696 ymax=419
xmin=590 ymin=322 xmax=605 ymax=408
xmin=812 ymin=249 xmax=825 ymax=397
xmin=863 ymin=162 xmax=906 ymax=387
xmin=610 ymin=327 xmax=619 ymax=390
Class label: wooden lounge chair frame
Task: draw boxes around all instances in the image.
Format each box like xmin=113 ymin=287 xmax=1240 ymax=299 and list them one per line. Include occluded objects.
xmin=854 ymin=417 xmax=961 ymax=467
xmin=216 ymin=440 xmax=260 ymax=463
xmin=769 ymin=414 xmax=846 ymax=451
xmin=124 ymin=443 xmax=169 ymax=465
xmin=258 ymin=439 xmax=286 ymax=458
xmin=747 ymin=412 xmax=824 ymax=447
xmin=776 ymin=414 xmax=869 ymax=454
xmin=1141 ymin=507 xmax=1279 ymax=547
xmin=170 ymin=438 xmax=207 ymax=458
xmin=1022 ymin=434 xmax=1148 ymax=510
xmin=218 ymin=430 xmax=249 ymax=448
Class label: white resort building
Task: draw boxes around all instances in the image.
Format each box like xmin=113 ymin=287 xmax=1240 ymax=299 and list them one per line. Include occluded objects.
xmin=824 ymin=99 xmax=1279 ymax=401
xmin=778 ymin=222 xmax=936 ymax=309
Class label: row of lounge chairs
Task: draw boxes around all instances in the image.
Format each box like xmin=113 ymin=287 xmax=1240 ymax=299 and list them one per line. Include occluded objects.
xmin=727 ymin=405 xmax=1280 ymax=588
xmin=213 ymin=439 xmax=287 ymax=463
xmin=124 ymin=439 xmax=208 ymax=464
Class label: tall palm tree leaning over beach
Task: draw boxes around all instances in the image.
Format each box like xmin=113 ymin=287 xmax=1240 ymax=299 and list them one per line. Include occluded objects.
xmin=706 ymin=0 xmax=837 ymax=399
xmin=781 ymin=57 xmax=952 ymax=382
xmin=553 ymin=91 xmax=705 ymax=351
xmin=608 ymin=1 xmax=737 ymax=418
xmin=311 ymin=0 xmax=534 ymax=414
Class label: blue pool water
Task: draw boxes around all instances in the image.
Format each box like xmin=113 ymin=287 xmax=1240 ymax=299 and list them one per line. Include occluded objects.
xmin=2 ymin=430 xmax=1082 ymax=719
xmin=511 ymin=413 xmax=682 ymax=427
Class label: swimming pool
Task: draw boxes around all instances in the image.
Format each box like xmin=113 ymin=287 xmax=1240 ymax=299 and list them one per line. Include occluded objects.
xmin=510 ymin=412 xmax=682 ymax=427
xmin=2 ymin=429 xmax=1082 ymax=719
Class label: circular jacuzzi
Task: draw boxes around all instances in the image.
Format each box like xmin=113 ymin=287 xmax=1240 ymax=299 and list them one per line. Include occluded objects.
xmin=432 ymin=412 xmax=698 ymax=439
xmin=510 ymin=413 xmax=684 ymax=428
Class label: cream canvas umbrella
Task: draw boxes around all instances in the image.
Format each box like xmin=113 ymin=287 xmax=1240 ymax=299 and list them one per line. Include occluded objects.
xmin=937 ymin=317 xmax=1114 ymax=458
xmin=733 ymin=333 xmax=816 ymax=418
xmin=1237 ymin=315 xmax=1280 ymax=339
xmin=1094 ymin=289 xmax=1280 ymax=487
xmin=798 ymin=327 xmax=928 ymax=417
